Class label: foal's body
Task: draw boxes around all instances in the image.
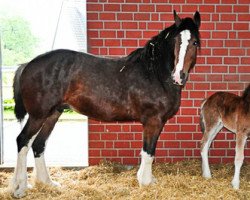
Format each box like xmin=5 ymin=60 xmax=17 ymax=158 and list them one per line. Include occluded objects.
xmin=200 ymin=85 xmax=250 ymax=189
xmin=10 ymin=11 xmax=201 ymax=198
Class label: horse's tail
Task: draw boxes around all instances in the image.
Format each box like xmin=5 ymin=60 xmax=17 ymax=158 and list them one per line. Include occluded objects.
xmin=13 ymin=63 xmax=27 ymax=122
xmin=242 ymin=84 xmax=250 ymax=103
xmin=199 ymin=98 xmax=207 ymax=134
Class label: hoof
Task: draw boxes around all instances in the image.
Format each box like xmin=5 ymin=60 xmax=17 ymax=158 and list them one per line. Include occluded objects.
xmin=49 ymin=180 xmax=61 ymax=187
xmin=13 ymin=189 xmax=26 ymax=199
xmin=231 ymin=180 xmax=239 ymax=190
xmin=27 ymin=183 xmax=33 ymax=189
xmin=137 ymin=174 xmax=157 ymax=187
xmin=202 ymin=173 xmax=212 ymax=179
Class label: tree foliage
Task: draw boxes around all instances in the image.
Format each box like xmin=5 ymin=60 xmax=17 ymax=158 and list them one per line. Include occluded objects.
xmin=0 ymin=16 xmax=38 ymax=66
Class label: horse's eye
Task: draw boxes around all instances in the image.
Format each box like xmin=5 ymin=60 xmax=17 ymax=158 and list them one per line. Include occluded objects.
xmin=193 ymin=41 xmax=198 ymax=46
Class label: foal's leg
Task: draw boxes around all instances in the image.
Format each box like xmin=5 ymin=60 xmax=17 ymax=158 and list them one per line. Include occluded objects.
xmin=200 ymin=121 xmax=223 ymax=178
xmin=137 ymin=117 xmax=164 ymax=186
xmin=231 ymin=133 xmax=248 ymax=189
xmin=11 ymin=117 xmax=45 ymax=198
xmin=32 ymin=110 xmax=62 ymax=186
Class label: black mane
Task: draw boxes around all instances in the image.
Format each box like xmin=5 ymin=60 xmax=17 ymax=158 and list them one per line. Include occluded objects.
xmin=126 ymin=17 xmax=200 ymax=86
xmin=242 ymin=84 xmax=250 ymax=103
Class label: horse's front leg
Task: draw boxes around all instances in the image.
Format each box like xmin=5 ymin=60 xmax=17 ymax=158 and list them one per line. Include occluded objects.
xmin=137 ymin=117 xmax=164 ymax=186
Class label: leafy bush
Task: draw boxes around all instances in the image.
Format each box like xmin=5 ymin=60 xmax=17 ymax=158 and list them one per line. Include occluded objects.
xmin=3 ymin=98 xmax=14 ymax=111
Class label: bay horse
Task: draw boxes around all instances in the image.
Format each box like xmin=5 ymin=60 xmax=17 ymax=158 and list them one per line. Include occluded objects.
xmin=10 ymin=11 xmax=201 ymax=198
xmin=200 ymin=84 xmax=250 ymax=189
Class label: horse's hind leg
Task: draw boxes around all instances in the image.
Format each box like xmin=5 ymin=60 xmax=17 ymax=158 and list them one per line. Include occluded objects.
xmin=11 ymin=117 xmax=45 ymax=198
xmin=32 ymin=110 xmax=62 ymax=186
xmin=200 ymin=110 xmax=223 ymax=178
xmin=231 ymin=133 xmax=248 ymax=189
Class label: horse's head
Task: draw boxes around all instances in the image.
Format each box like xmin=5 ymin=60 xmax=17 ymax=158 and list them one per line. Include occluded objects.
xmin=170 ymin=10 xmax=201 ymax=85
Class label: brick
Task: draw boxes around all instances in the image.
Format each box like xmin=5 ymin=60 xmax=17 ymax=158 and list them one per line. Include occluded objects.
xmin=223 ymin=74 xmax=239 ymax=82
xmin=100 ymin=30 xmax=116 ymax=38
xmin=99 ymin=13 xmax=116 ymax=20
xmin=216 ymin=5 xmax=232 ymax=13
xmin=122 ymin=22 xmax=138 ymax=29
xmin=148 ymin=22 xmax=164 ymax=30
xmin=187 ymin=0 xmax=203 ymax=3
xmin=114 ymin=142 xmax=130 ymax=148
xmin=101 ymin=133 xmax=117 ymax=140
xmin=89 ymin=39 xmax=103 ymax=46
xmin=182 ymin=5 xmax=198 ymax=12
xmin=106 ymin=124 xmax=122 ymax=132
xmin=87 ymin=22 xmax=103 ymax=29
xmin=238 ymin=32 xmax=250 ymax=39
xmin=89 ymin=124 xmax=105 ymax=132
xmin=241 ymin=57 xmax=250 ymax=64
xmin=89 ymin=150 xmax=101 ymax=157
xmin=233 ymin=23 xmax=249 ymax=30
xmin=216 ymin=23 xmax=232 ymax=30
xmin=224 ymin=57 xmax=239 ymax=65
xmin=89 ymin=133 xmax=100 ymax=140
xmin=207 ymin=40 xmax=223 ymax=47
xmin=105 ymin=39 xmax=120 ymax=47
xmin=238 ymin=14 xmax=250 ymax=21
xmin=233 ymin=5 xmax=249 ymax=13
xmin=181 ymin=142 xmax=197 ymax=148
xmin=89 ymin=142 xmax=105 ymax=148
xmin=199 ymin=5 xmax=215 ymax=12
xmin=230 ymin=49 xmax=245 ymax=56
xmin=87 ymin=4 xmax=103 ymax=12
xmin=87 ymin=12 xmax=99 ymax=20
xmin=207 ymin=57 xmax=222 ymax=64
xmin=126 ymin=31 xmax=142 ymax=38
xmin=210 ymin=149 xmax=226 ymax=156
xmin=122 ymin=39 xmax=137 ymax=47
xmin=204 ymin=0 xmax=219 ymax=3
xmin=122 ymin=4 xmax=137 ymax=12
xmin=211 ymin=83 xmax=227 ymax=90
xmin=118 ymin=150 xmax=134 ymax=157
xmin=109 ymin=48 xmax=125 ymax=55
xmin=117 ymin=13 xmax=133 ymax=20
xmin=104 ymin=22 xmax=120 ymax=29
xmin=221 ymin=0 xmax=237 ymax=3
xmin=169 ymin=150 xmax=184 ymax=157
xmin=106 ymin=141 xmax=114 ymax=148
xmin=156 ymin=5 xmax=172 ymax=12
xmin=139 ymin=4 xmax=155 ymax=12
xmin=134 ymin=13 xmax=150 ymax=21
xmin=221 ymin=14 xmax=236 ymax=21
xmin=213 ymin=48 xmax=228 ymax=56
xmin=102 ymin=150 xmax=117 ymax=157
xmin=104 ymin=4 xmax=120 ymax=11
xmin=225 ymin=40 xmax=240 ymax=47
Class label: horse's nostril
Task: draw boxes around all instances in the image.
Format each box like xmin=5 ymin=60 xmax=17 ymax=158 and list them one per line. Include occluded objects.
xmin=180 ymin=72 xmax=186 ymax=79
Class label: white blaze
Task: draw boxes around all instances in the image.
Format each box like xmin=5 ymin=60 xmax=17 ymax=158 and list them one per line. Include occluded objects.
xmin=172 ymin=30 xmax=191 ymax=85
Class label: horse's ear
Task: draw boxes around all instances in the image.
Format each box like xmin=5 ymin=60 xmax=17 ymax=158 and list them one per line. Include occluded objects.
xmin=173 ymin=10 xmax=181 ymax=27
xmin=193 ymin=11 xmax=201 ymax=28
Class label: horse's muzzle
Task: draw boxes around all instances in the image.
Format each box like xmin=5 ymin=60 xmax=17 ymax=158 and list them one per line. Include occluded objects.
xmin=172 ymin=71 xmax=187 ymax=86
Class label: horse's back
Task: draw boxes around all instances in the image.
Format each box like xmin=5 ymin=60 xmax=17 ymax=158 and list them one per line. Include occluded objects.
xmin=202 ymin=91 xmax=248 ymax=133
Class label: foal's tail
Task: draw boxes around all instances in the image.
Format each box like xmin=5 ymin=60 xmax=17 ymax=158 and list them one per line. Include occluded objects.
xmin=13 ymin=63 xmax=27 ymax=122
xmin=199 ymin=98 xmax=207 ymax=134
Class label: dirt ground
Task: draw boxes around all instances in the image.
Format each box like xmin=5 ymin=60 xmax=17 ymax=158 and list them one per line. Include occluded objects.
xmin=0 ymin=160 xmax=249 ymax=200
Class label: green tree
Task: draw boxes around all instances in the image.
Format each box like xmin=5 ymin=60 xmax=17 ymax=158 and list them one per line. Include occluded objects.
xmin=0 ymin=16 xmax=38 ymax=66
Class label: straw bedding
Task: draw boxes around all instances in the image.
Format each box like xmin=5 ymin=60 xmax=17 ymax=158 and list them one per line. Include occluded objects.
xmin=0 ymin=160 xmax=249 ymax=200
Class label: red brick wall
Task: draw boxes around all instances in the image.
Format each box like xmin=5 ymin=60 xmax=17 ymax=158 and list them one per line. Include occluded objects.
xmin=86 ymin=0 xmax=250 ymax=165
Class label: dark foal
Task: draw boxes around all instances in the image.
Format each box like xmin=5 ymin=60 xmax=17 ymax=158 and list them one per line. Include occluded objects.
xmin=11 ymin=11 xmax=201 ymax=198
xmin=200 ymin=84 xmax=250 ymax=189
